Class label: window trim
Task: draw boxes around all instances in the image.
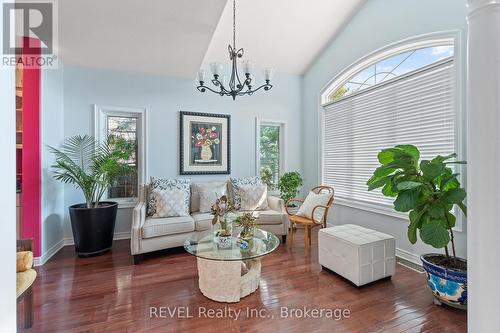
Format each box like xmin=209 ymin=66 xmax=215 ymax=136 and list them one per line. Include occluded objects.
xmin=255 ymin=118 xmax=287 ymax=195
xmin=318 ymin=31 xmax=465 ymax=231
xmin=94 ymin=105 xmax=148 ymax=208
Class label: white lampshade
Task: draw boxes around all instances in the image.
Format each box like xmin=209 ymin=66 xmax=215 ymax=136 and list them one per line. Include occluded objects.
xmin=264 ymin=67 xmax=274 ymax=81
xmin=242 ymin=60 xmax=254 ymax=75
xmin=197 ymin=69 xmax=206 ymax=82
xmin=210 ymin=62 xmax=223 ymax=76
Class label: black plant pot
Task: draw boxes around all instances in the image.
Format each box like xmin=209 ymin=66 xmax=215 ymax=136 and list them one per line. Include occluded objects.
xmin=69 ymin=201 xmax=118 ymax=256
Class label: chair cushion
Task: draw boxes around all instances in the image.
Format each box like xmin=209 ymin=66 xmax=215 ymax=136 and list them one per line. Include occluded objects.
xmin=191 ymin=212 xmax=214 ymax=231
xmin=17 ymin=251 xmax=33 ymax=272
xmin=142 ymin=216 xmax=194 ymax=239
xmin=17 ymin=269 xmax=36 ymax=298
xmin=296 ymin=191 xmax=332 ymax=219
xmin=191 ymin=182 xmax=227 ymax=213
xmin=254 ymin=209 xmax=283 ymax=225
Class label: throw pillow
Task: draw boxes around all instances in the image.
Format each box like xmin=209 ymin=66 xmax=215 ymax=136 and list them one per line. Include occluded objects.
xmin=296 ymin=191 xmax=332 ymax=220
xmin=238 ymin=184 xmax=269 ymax=211
xmin=229 ymin=176 xmax=262 ymax=206
xmin=191 ymin=182 xmax=227 ymax=213
xmin=148 ymin=177 xmax=190 ymax=216
xmin=198 ymin=185 xmax=227 ymax=213
xmin=149 ymin=188 xmax=190 ymax=218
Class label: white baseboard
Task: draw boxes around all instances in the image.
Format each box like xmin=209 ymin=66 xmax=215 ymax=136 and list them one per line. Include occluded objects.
xmin=34 ymin=238 xmax=65 ymax=267
xmin=396 ymin=248 xmax=422 ymax=266
xmin=34 ymin=232 xmax=131 ymax=266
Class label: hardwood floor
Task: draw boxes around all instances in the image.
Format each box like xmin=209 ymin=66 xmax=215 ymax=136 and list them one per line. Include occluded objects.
xmin=19 ymin=230 xmax=466 ymax=333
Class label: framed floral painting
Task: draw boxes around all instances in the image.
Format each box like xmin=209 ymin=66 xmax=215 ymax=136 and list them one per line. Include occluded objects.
xmin=180 ymin=111 xmax=231 ymax=175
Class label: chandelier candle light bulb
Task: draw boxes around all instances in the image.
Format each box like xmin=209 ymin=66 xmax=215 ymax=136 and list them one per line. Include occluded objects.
xmin=196 ymin=0 xmax=273 ymax=100
xmin=264 ymin=67 xmax=274 ymax=81
xmin=197 ymin=69 xmax=206 ymax=83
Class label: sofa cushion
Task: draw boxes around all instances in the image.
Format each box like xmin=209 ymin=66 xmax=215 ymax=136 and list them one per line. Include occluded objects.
xmin=254 ymin=209 xmax=283 ymax=225
xmin=142 ymin=216 xmax=194 ymax=239
xmin=191 ymin=182 xmax=227 ymax=213
xmin=237 ymin=184 xmax=269 ymax=211
xmin=147 ymin=178 xmax=190 ymax=216
xmin=191 ymin=212 xmax=215 ymax=231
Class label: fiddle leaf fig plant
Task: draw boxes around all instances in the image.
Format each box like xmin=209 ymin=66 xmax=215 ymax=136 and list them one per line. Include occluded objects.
xmin=367 ymin=144 xmax=467 ymax=262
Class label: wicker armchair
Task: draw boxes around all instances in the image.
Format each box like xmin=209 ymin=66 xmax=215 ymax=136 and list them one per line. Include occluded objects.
xmin=285 ymin=186 xmax=334 ymax=254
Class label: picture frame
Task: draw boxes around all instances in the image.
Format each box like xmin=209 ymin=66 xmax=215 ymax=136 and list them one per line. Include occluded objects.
xmin=180 ymin=111 xmax=231 ymax=175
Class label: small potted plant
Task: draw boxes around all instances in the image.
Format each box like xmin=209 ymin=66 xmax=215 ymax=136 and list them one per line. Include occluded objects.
xmin=233 ymin=211 xmax=257 ymax=241
xmin=367 ymin=144 xmax=467 ymax=309
xmin=278 ymin=171 xmax=303 ymax=206
xmin=49 ymin=135 xmax=132 ymax=256
xmin=211 ymin=195 xmax=238 ymax=248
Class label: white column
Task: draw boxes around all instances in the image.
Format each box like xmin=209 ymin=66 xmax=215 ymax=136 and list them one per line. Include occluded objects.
xmin=467 ymin=1 xmax=500 ymax=332
xmin=0 ymin=3 xmax=18 ymax=331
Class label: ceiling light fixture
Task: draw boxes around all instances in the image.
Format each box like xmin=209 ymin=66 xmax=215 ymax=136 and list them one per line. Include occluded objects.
xmin=196 ymin=0 xmax=274 ymax=100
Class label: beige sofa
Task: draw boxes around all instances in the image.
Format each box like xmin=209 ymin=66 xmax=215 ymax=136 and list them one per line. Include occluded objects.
xmin=131 ymin=181 xmax=289 ymax=263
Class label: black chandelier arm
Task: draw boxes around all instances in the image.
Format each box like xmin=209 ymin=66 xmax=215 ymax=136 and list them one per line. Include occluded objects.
xmin=211 ymin=76 xmax=232 ymax=94
xmin=197 ymin=83 xmax=229 ymax=95
xmin=247 ymin=81 xmax=273 ymax=94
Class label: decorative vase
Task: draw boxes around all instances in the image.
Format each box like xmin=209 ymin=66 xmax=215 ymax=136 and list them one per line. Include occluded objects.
xmin=217 ymin=235 xmax=232 ymax=248
xmin=200 ymin=144 xmax=212 ymax=161
xmin=421 ymin=254 xmax=467 ymax=310
xmin=239 ymin=227 xmax=255 ymax=241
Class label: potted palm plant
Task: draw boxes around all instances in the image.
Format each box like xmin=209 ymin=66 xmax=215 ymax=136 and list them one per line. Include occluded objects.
xmin=367 ymin=144 xmax=467 ymax=309
xmin=49 ymin=135 xmax=131 ymax=256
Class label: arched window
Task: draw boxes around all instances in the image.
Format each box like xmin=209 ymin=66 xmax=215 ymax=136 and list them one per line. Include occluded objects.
xmin=326 ymin=45 xmax=453 ymax=102
xmin=320 ymin=34 xmax=462 ymax=217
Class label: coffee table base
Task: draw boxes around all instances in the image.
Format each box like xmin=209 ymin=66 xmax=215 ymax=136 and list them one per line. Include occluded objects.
xmin=197 ymin=258 xmax=261 ymax=302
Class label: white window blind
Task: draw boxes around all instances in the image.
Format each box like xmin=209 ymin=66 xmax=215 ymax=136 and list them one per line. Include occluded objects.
xmin=322 ymin=59 xmax=455 ymax=209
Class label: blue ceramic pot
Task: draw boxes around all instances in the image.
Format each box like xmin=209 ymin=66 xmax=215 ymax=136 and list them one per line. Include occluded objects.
xmin=421 ymin=254 xmax=467 ymax=310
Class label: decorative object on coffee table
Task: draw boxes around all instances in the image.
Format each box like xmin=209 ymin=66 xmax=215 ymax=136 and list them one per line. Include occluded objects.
xmin=180 ymin=111 xmax=230 ymax=175
xmin=367 ymin=144 xmax=467 ymax=309
xmin=234 ymin=211 xmax=257 ymax=241
xmin=184 ymin=229 xmax=279 ymax=302
xmin=211 ymin=195 xmax=239 ymax=248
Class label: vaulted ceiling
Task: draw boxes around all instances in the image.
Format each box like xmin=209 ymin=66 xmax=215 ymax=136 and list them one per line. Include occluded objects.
xmin=58 ymin=0 xmax=365 ymax=78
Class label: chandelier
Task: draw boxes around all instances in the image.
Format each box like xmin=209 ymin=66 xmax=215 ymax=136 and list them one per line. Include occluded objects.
xmin=196 ymin=0 xmax=274 ymax=100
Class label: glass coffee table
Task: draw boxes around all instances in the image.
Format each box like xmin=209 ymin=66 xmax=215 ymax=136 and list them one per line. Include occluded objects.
xmin=184 ymin=228 xmax=280 ymax=302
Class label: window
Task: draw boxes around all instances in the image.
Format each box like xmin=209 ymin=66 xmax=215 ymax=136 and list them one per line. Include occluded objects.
xmin=321 ymin=35 xmax=461 ymax=216
xmin=256 ymin=119 xmax=286 ymax=191
xmin=95 ymin=105 xmax=147 ymax=207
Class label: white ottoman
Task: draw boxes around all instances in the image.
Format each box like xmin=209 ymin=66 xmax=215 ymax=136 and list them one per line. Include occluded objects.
xmin=319 ymin=224 xmax=396 ymax=286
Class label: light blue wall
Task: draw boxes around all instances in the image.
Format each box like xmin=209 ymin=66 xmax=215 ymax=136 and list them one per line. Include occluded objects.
xmin=41 ymin=65 xmax=65 ymax=258
xmin=302 ymin=0 xmax=468 ymax=261
xmin=62 ymin=65 xmax=302 ymax=237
